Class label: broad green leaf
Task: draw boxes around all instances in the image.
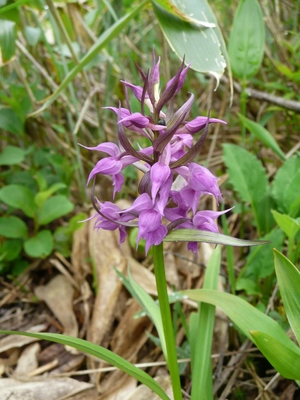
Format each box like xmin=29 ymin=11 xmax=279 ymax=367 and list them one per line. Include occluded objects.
xmin=0 ymin=331 xmax=170 ymax=400
xmin=290 ymin=193 xmax=300 ymax=218
xmin=238 ymin=114 xmax=286 ymax=160
xmin=24 ymin=26 xmax=41 ymax=46
xmin=0 ymin=216 xmax=28 ymax=239
xmin=28 ymin=1 xmax=149 ymax=117
xmin=274 ymin=249 xmax=300 ymax=345
xmin=271 ymin=210 xmax=300 ymax=239
xmin=164 ymin=228 xmax=267 ymax=247
xmin=228 ymin=0 xmax=265 ymax=80
xmin=237 ymin=228 xmax=284 ymax=290
xmin=190 ymin=247 xmax=221 ymax=399
xmin=182 ymin=288 xmax=298 ymax=378
xmin=0 ymin=145 xmax=26 ymax=165
xmin=0 ymin=184 xmax=36 ymax=218
xmin=69 ymin=213 xmax=87 ymax=232
xmin=153 ymin=0 xmax=215 ymax=27
xmin=285 ymin=171 xmax=300 ymax=217
xmin=0 ymin=108 xmax=24 ymax=135
xmin=272 ymin=156 xmax=300 ymax=215
xmin=223 ymin=144 xmax=268 ymax=234
xmin=152 ymin=0 xmax=227 ymax=84
xmin=250 ymin=330 xmax=300 ymax=380
xmin=0 ymin=239 xmax=23 ymax=261
xmin=24 ymin=230 xmax=53 ymax=258
xmin=0 ymin=19 xmax=16 ymax=64
xmin=34 ymin=183 xmax=67 ymax=208
xmin=37 ymin=195 xmax=74 ymax=225
xmin=223 ymin=144 xmax=268 ymax=203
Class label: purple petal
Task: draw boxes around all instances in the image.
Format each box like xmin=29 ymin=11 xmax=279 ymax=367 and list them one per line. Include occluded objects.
xmin=120 ymin=81 xmax=149 ymax=102
xmin=80 ymin=142 xmax=120 ymax=157
xmin=150 ymin=163 xmax=172 ymax=202
xmin=165 ymin=64 xmax=190 ymax=95
xmin=177 ymin=117 xmax=227 ymax=135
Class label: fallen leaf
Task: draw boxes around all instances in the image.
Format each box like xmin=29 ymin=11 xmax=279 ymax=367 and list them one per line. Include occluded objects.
xmin=0 ymin=324 xmax=47 ymax=353
xmin=0 ymin=377 xmax=93 ymax=400
xmin=35 ymin=275 xmax=78 ymax=353
xmin=13 ymin=342 xmax=40 ymax=376
xmin=124 ymin=375 xmax=173 ymax=400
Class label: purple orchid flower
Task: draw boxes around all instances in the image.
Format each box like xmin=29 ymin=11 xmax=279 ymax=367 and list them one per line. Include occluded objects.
xmin=82 ymin=52 xmax=228 ymax=253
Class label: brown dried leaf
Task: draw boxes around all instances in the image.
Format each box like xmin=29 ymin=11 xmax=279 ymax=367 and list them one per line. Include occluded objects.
xmin=87 ymin=221 xmax=127 ymax=347
xmin=34 ymin=275 xmax=78 ymax=347
xmin=71 ymin=219 xmax=90 ymax=278
xmin=124 ymin=375 xmax=173 ymax=400
xmin=0 ymin=377 xmax=93 ymax=400
xmin=127 ymin=257 xmax=159 ymax=296
xmin=0 ymin=324 xmax=47 ymax=353
xmin=111 ymin=299 xmax=152 ymax=360
xmin=99 ymin=375 xmax=137 ymax=400
xmin=13 ymin=343 xmax=40 ymax=376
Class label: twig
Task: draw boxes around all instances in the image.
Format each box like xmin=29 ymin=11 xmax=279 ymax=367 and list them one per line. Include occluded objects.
xmin=222 ymin=76 xmax=300 ymax=113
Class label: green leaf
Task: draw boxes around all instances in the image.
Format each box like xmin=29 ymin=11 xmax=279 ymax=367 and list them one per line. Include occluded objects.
xmin=271 ymin=210 xmax=300 ymax=239
xmin=164 ymin=229 xmax=268 ymax=247
xmin=0 ymin=184 xmax=36 ymax=218
xmin=0 ymin=239 xmax=23 ymax=261
xmin=24 ymin=230 xmax=53 ymax=258
xmin=34 ymin=183 xmax=67 ymax=208
xmin=182 ymin=289 xmax=293 ymax=346
xmin=37 ymin=195 xmax=74 ymax=225
xmin=0 ymin=145 xmax=26 ymax=165
xmin=0 ymin=108 xmax=24 ymax=135
xmin=152 ymin=0 xmax=214 ymax=26
xmin=250 ymin=331 xmax=300 ymax=380
xmin=182 ymin=288 xmax=300 ymax=379
xmin=126 ymin=269 xmax=167 ymax=358
xmin=223 ymin=144 xmax=268 ymax=204
xmin=68 ymin=213 xmax=87 ymax=232
xmin=228 ymin=0 xmax=265 ymax=80
xmin=238 ymin=114 xmax=286 ymax=160
xmin=24 ymin=26 xmax=41 ymax=46
xmin=0 ymin=19 xmax=16 ymax=64
xmin=274 ymin=249 xmax=300 ymax=345
xmin=190 ymin=247 xmax=221 ymax=399
xmin=0 ymin=216 xmax=28 ymax=239
xmin=28 ymin=1 xmax=149 ymax=117
xmin=237 ymin=228 xmax=284 ymax=290
xmin=0 ymin=331 xmax=170 ymax=400
xmin=152 ymin=0 xmax=227 ymax=83
xmin=223 ymin=144 xmax=268 ymax=234
xmin=272 ymin=156 xmax=300 ymax=215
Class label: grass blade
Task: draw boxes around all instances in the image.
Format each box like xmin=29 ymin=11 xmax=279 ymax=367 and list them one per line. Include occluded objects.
xmin=0 ymin=330 xmax=171 ymax=400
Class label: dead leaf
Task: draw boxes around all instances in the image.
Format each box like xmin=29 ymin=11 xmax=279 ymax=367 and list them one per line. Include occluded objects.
xmin=0 ymin=324 xmax=47 ymax=353
xmin=99 ymin=375 xmax=136 ymax=400
xmin=71 ymin=219 xmax=90 ymax=279
xmin=87 ymin=222 xmax=127 ymax=347
xmin=0 ymin=377 xmax=93 ymax=400
xmin=34 ymin=275 xmax=78 ymax=353
xmin=13 ymin=343 xmax=40 ymax=376
xmin=124 ymin=375 xmax=173 ymax=400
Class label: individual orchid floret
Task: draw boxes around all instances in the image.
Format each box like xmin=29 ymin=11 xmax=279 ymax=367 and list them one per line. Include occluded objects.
xmin=137 ymin=207 xmax=168 ymax=254
xmin=81 ymin=142 xmax=138 ymax=197
xmin=176 ymin=116 xmax=227 ymax=135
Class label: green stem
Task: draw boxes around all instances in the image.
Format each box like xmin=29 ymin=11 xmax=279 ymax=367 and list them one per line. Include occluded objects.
xmin=152 ymin=243 xmax=182 ymax=400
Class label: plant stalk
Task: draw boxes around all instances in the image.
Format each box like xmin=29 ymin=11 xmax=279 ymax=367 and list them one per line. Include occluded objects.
xmin=152 ymin=243 xmax=182 ymax=400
